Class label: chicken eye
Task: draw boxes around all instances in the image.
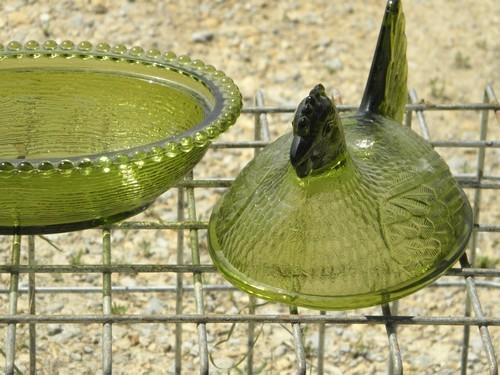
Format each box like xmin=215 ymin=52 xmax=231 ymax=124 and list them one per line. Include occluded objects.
xmin=296 ymin=116 xmax=310 ymax=137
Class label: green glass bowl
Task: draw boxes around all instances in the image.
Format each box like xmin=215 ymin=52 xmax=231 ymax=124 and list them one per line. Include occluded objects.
xmin=0 ymin=40 xmax=241 ymax=234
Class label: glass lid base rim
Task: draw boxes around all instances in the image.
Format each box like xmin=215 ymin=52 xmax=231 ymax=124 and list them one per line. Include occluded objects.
xmin=208 ymin=197 xmax=473 ymax=310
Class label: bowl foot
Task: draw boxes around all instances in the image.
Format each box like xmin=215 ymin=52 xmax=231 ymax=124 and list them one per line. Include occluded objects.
xmin=0 ymin=202 xmax=153 ymax=235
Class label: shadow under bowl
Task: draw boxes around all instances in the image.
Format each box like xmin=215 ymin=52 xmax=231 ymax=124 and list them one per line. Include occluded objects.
xmin=0 ymin=40 xmax=241 ymax=234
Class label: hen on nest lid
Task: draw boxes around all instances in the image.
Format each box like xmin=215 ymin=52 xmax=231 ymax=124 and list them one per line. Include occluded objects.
xmin=208 ymin=0 xmax=472 ymax=310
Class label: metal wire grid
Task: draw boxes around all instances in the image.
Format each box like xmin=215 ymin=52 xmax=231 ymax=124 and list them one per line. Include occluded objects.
xmin=0 ymin=84 xmax=498 ymax=374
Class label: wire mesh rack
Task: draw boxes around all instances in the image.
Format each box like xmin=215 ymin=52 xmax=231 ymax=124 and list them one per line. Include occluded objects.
xmin=0 ymin=84 xmax=499 ymax=374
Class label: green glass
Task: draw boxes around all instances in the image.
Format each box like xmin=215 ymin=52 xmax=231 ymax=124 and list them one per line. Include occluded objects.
xmin=0 ymin=40 xmax=241 ymax=234
xmin=208 ymin=0 xmax=473 ymax=310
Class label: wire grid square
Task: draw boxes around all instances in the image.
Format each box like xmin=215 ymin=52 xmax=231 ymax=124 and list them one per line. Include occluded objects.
xmin=0 ymin=85 xmax=498 ymax=374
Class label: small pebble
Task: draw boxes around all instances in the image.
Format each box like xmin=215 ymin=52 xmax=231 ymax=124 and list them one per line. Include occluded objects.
xmin=145 ymin=297 xmax=164 ymax=315
xmin=191 ymin=31 xmax=215 ymax=43
xmin=7 ymin=11 xmax=30 ymax=26
xmin=340 ymin=343 xmax=351 ymax=353
xmin=47 ymin=324 xmax=63 ymax=336
xmin=45 ymin=303 xmax=64 ymax=314
xmin=83 ymin=346 xmax=93 ymax=354
xmin=326 ymin=58 xmax=344 ymax=72
xmin=273 ymin=344 xmax=287 ymax=357
xmin=93 ymin=4 xmax=108 ymax=14
xmin=215 ymin=357 xmax=234 ymax=369
xmin=39 ymin=13 xmax=50 ymax=23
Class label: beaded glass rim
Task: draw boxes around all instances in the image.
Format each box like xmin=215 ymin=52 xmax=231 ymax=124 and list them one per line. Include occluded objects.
xmin=0 ymin=40 xmax=242 ymax=173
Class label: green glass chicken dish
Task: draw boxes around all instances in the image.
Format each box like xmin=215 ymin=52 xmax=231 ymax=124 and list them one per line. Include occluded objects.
xmin=0 ymin=40 xmax=241 ymax=234
xmin=208 ymin=0 xmax=472 ymax=310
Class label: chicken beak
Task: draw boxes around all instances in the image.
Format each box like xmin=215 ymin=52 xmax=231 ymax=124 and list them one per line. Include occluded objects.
xmin=290 ymin=135 xmax=313 ymax=178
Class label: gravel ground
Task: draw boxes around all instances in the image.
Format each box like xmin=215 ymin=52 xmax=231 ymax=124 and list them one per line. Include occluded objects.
xmin=0 ymin=0 xmax=499 ymax=374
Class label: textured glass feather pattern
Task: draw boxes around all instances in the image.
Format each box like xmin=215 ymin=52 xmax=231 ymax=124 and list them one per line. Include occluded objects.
xmin=209 ymin=115 xmax=472 ymax=309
